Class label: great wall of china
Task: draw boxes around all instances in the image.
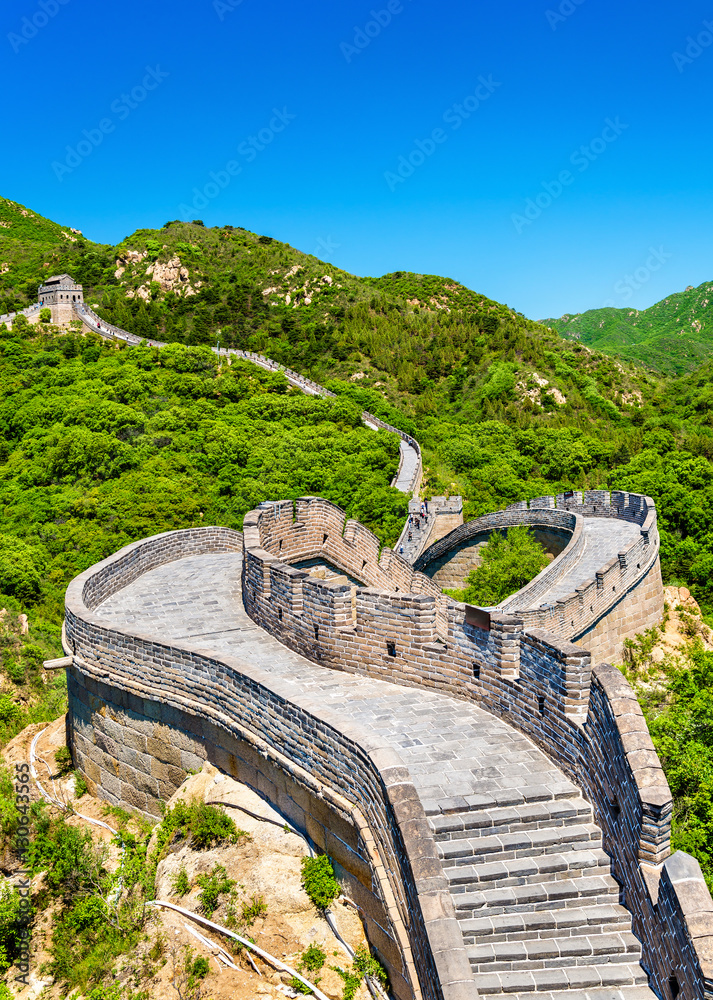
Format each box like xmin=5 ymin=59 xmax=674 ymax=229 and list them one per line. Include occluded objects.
xmin=7 ymin=276 xmax=713 ymax=1000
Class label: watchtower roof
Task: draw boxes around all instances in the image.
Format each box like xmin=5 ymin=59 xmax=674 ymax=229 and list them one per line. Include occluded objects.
xmin=40 ymin=273 xmax=79 ymax=288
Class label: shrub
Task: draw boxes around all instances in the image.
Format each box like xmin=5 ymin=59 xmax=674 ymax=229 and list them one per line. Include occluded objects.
xmin=155 ymin=798 xmax=246 ymax=855
xmin=0 ymin=696 xmax=20 ymax=724
xmin=445 ymin=526 xmax=549 ymax=607
xmin=55 ymin=746 xmax=73 ymax=775
xmin=73 ymin=770 xmax=88 ymax=798
xmin=300 ymin=855 xmax=340 ymax=911
xmin=0 ymin=535 xmax=44 ymax=603
xmin=5 ymin=656 xmax=24 ymax=684
xmin=353 ymin=944 xmax=388 ymax=987
xmin=40 ymin=308 xmax=51 ymax=323
xmin=0 ymin=883 xmax=28 ymax=974
xmin=192 ymin=955 xmax=210 ymax=979
xmin=172 ymin=866 xmax=190 ymax=897
xmin=196 ymin=864 xmax=235 ymax=916
xmin=240 ymin=893 xmax=267 ymax=925
xmin=300 ymin=943 xmax=326 ymax=973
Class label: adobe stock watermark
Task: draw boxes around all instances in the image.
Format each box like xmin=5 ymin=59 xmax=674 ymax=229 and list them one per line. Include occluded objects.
xmin=601 ymin=248 xmax=673 ymax=306
xmin=546 ymin=0 xmax=586 ymax=31
xmin=178 ymin=108 xmax=296 ymax=218
xmin=12 ymin=763 xmax=33 ymax=990
xmin=384 ymin=76 xmax=501 ymax=191
xmin=213 ymin=0 xmax=245 ymax=21
xmin=51 ymin=66 xmax=170 ymax=181
xmin=7 ymin=0 xmax=69 ymax=53
xmin=511 ymin=117 xmax=629 ymax=234
xmin=314 ymin=236 xmax=341 ymax=259
xmin=341 ymin=0 xmax=413 ymax=63
xmin=673 ymin=19 xmax=713 ymax=72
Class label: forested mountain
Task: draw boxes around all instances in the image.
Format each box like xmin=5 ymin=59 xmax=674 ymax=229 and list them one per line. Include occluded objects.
xmin=4 ymin=197 xmax=713 ymax=909
xmin=4 ymin=196 xmax=713 ymax=618
xmin=545 ymin=280 xmax=713 ymax=375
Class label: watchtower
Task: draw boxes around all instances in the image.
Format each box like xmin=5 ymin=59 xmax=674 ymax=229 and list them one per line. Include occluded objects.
xmin=38 ymin=274 xmax=83 ymax=326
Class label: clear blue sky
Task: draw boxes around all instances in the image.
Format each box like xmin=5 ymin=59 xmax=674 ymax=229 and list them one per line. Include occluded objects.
xmin=2 ymin=0 xmax=711 ymax=319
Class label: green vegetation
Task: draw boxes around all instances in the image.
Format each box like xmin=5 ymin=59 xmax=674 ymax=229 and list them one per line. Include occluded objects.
xmin=171 ymin=945 xmax=210 ymax=1000
xmin=545 ymin=280 xmax=713 ymax=375
xmin=171 ymin=866 xmax=190 ymax=897
xmin=0 ymin=327 xmax=407 ymax=623
xmin=54 ymin=746 xmax=72 ymax=774
xmin=0 ymin=764 xmax=256 ymax=996
xmin=290 ymin=943 xmax=327 ymax=993
xmin=330 ymin=946 xmax=388 ymax=1000
xmin=446 ymin=526 xmax=549 ymax=606
xmin=629 ymin=636 xmax=713 ymax=890
xmin=196 ymin=864 xmax=235 ymax=916
xmin=0 ymin=610 xmax=64 ymax=748
xmin=300 ymin=854 xmax=341 ymax=911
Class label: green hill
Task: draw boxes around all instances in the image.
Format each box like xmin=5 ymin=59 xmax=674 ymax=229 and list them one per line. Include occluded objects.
xmin=544 ymin=281 xmax=713 ymax=374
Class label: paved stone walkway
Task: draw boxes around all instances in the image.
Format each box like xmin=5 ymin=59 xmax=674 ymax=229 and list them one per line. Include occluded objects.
xmin=97 ymin=551 xmax=655 ymax=1000
xmin=98 ymin=553 xmax=570 ymax=808
xmin=507 ymin=518 xmax=641 ymax=610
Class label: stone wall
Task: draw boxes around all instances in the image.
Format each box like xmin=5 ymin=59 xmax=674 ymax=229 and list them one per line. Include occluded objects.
xmin=64 ymin=528 xmax=476 ymax=1000
xmin=414 ymin=490 xmax=663 ymax=662
xmin=67 ymin=666 xmax=417 ymax=998
xmin=64 ymin=520 xmax=713 ymax=1000
xmin=575 ymin=555 xmax=664 ymax=661
xmin=242 ymin=497 xmax=712 ymax=1000
xmin=582 ymin=663 xmax=713 ymax=1000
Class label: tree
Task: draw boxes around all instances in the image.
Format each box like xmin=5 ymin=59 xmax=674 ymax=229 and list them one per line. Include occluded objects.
xmin=447 ymin=526 xmax=549 ymax=606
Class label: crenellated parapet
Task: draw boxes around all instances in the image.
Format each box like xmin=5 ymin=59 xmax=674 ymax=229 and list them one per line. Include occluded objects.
xmin=240 ymin=495 xmax=711 ymax=1000
xmin=415 ymin=490 xmax=663 ymax=663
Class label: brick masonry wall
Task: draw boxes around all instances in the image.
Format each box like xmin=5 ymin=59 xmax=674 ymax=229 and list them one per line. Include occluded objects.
xmin=243 ymin=498 xmax=713 ymax=1000
xmin=65 ymin=530 xmax=476 ymax=1000
xmin=582 ymin=663 xmax=713 ymax=1000
xmin=575 ymin=555 xmax=665 ymax=661
xmin=67 ymin=667 xmax=415 ymax=999
xmin=414 ymin=491 xmax=663 ymax=663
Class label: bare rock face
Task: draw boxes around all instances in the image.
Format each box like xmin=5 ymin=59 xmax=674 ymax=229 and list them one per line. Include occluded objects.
xmin=148 ymin=255 xmax=192 ymax=292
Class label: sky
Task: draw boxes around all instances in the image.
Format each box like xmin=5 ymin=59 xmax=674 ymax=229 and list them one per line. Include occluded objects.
xmin=1 ymin=0 xmax=711 ymax=319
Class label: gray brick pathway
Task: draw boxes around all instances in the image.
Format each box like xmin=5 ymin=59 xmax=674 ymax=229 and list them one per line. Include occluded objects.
xmin=527 ymin=518 xmax=640 ymax=608
xmin=97 ymin=551 xmax=656 ymax=1000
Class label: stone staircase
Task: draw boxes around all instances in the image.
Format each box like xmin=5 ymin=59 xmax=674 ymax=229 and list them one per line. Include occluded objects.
xmin=429 ymin=783 xmax=652 ymax=1000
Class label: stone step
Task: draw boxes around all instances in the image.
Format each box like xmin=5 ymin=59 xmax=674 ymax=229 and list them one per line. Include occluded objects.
xmin=499 ymin=990 xmax=655 ymax=1000
xmin=468 ymin=930 xmax=643 ymax=972
xmin=438 ymin=824 xmax=603 ymax=864
xmin=425 ymin=780 xmax=580 ymax=818
xmin=453 ymin=874 xmax=620 ymax=918
xmin=430 ymin=799 xmax=593 ymax=842
xmin=460 ymin=903 xmax=633 ymax=943
xmin=445 ymin=849 xmax=612 ymax=890
xmin=474 ymin=962 xmax=649 ymax=995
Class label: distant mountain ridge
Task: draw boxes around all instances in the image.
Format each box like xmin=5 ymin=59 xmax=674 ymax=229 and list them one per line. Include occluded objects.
xmin=544 ymin=280 xmax=713 ymax=374
xmin=0 ymin=195 xmax=655 ymax=433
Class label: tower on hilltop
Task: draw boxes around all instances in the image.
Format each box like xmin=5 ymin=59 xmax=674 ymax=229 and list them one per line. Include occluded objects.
xmin=38 ymin=274 xmax=83 ymax=326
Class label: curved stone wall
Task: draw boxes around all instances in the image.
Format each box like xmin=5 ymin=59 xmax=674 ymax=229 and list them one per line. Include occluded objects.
xmin=415 ymin=507 xmax=582 ymax=593
xmin=64 ymin=527 xmax=473 ymax=1000
xmin=416 ymin=490 xmax=663 ymax=662
xmin=241 ymin=499 xmax=712 ymax=1000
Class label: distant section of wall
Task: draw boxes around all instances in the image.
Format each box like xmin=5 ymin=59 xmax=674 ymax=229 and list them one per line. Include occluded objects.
xmin=415 ymin=490 xmax=663 ymax=663
xmin=71 ymin=305 xmax=424 ymax=498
